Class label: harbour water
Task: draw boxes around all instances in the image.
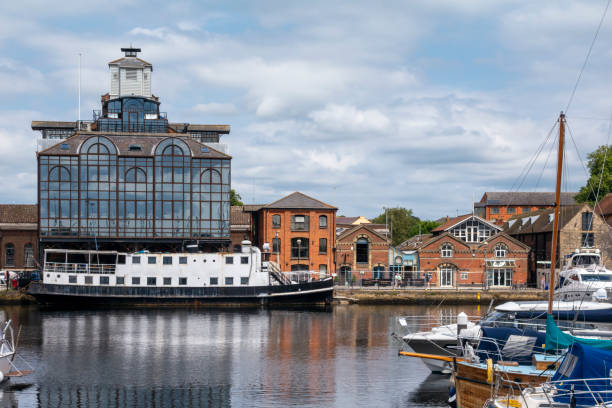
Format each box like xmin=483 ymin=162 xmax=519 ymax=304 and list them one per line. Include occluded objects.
xmin=1 ymin=304 xmax=483 ymax=407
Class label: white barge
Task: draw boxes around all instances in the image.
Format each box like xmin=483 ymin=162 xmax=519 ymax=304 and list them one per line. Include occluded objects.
xmin=28 ymin=241 xmax=334 ymax=305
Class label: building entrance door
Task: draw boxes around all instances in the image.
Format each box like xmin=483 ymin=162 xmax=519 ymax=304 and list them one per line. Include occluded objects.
xmin=440 ymin=268 xmax=453 ymax=287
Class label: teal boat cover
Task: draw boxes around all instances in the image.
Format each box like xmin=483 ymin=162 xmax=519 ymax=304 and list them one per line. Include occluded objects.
xmin=545 ymin=314 xmax=612 ymax=351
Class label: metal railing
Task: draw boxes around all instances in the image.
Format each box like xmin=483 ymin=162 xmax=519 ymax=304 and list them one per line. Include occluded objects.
xmin=44 ymin=262 xmax=116 ymax=275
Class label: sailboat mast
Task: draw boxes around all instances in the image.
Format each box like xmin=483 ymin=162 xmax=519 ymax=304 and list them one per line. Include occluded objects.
xmin=548 ymin=112 xmax=565 ymax=314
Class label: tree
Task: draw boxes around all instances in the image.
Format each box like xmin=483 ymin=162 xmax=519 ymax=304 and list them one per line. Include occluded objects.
xmin=575 ymin=145 xmax=612 ymax=205
xmin=372 ymin=207 xmax=441 ymax=246
xmin=230 ymin=189 xmax=243 ymax=206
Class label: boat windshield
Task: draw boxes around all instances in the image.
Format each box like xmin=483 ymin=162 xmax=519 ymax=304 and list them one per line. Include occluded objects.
xmin=580 ymin=274 xmax=612 ymax=282
xmin=572 ymin=255 xmax=600 ymax=267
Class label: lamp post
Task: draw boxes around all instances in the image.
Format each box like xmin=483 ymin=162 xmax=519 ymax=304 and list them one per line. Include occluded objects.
xmin=297 ymin=238 xmax=302 ymax=280
xmin=275 ymin=232 xmax=280 ymax=266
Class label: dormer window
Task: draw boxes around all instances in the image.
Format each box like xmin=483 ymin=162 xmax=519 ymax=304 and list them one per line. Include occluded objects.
xmin=60 ymin=143 xmax=69 ymax=150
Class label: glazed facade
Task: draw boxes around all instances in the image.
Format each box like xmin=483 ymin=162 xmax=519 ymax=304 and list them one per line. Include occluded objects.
xmin=39 ymin=136 xmax=230 ymax=240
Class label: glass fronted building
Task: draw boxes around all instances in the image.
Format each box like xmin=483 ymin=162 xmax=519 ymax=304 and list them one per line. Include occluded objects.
xmin=35 ymin=48 xmax=231 ymax=251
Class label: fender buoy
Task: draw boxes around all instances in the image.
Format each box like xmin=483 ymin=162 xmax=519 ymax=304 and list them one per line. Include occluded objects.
xmin=486 ymin=358 xmax=493 ymax=384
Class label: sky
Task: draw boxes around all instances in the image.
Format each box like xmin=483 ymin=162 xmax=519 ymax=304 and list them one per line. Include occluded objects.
xmin=1 ymin=0 xmax=612 ymax=220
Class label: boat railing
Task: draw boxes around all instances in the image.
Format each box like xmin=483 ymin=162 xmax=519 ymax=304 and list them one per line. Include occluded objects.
xmin=44 ymin=262 xmax=116 ymax=275
xmin=278 ymin=271 xmax=328 ymax=284
xmin=496 ymin=377 xmax=612 ymax=407
xmin=397 ymin=314 xmax=481 ymax=336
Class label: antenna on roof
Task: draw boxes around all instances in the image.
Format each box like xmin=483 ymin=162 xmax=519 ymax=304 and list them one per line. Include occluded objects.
xmin=77 ymin=52 xmax=81 ymax=125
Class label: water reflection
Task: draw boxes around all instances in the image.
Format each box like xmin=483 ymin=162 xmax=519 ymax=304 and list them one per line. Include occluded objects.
xmin=0 ymin=304 xmax=481 ymax=407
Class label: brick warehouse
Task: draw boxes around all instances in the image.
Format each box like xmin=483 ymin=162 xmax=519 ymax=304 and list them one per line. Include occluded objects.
xmin=335 ymin=224 xmax=391 ymax=284
xmin=0 ymin=205 xmax=38 ymax=271
xmin=248 ymin=192 xmax=337 ymax=274
xmin=415 ymin=214 xmax=529 ymax=288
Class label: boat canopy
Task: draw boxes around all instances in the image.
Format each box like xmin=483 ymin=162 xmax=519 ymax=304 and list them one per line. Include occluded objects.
xmin=552 ymin=342 xmax=612 ymax=406
xmin=545 ymin=314 xmax=612 ymax=350
xmin=477 ymin=327 xmax=546 ymax=365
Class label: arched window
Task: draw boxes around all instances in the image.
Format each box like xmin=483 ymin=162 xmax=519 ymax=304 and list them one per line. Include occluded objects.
xmin=495 ymin=244 xmax=507 ymax=258
xmin=125 ymin=167 xmax=146 ymax=183
xmin=48 ymin=166 xmax=70 ymax=182
xmin=24 ymin=243 xmax=34 ymax=267
xmin=4 ymin=244 xmax=15 ymax=267
xmin=319 ymin=215 xmax=328 ymax=228
xmin=441 ymin=243 xmax=453 ymax=258
xmin=356 ymin=237 xmax=369 ymax=264
xmin=272 ymin=214 xmax=281 ymax=228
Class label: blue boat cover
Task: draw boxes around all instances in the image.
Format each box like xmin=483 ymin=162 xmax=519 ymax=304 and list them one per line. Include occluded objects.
xmin=552 ymin=342 xmax=612 ymax=406
xmin=545 ymin=314 xmax=612 ymax=351
xmin=477 ymin=326 xmax=546 ymax=365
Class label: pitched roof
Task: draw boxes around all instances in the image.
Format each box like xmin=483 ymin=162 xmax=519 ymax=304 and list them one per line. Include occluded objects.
xmin=337 ymin=216 xmax=360 ymax=225
xmin=397 ymin=234 xmax=433 ymax=250
xmin=38 ymin=132 xmax=231 ymax=159
xmin=432 ymin=214 xmax=472 ymax=232
xmin=108 ymin=57 xmax=152 ymax=68
xmin=0 ymin=205 xmax=37 ymax=224
xmin=230 ymin=206 xmax=251 ymax=230
xmin=337 ymin=223 xmax=389 ymax=242
xmin=504 ymin=204 xmax=590 ymax=235
xmin=595 ymin=193 xmax=612 ymax=217
xmin=433 ymin=214 xmax=502 ymax=233
xmin=480 ymin=192 xmax=577 ymax=206
xmin=264 ymin=192 xmax=337 ymax=210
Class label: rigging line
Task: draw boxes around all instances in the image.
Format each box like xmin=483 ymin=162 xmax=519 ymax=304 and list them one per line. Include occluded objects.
xmin=507 ymin=120 xmax=558 ymax=195
xmin=534 ymin=129 xmax=559 ymax=190
xmin=565 ymin=0 xmax=612 ymax=114
xmin=512 ymin=120 xmax=558 ymax=196
xmin=566 ymin=122 xmax=608 ymax=217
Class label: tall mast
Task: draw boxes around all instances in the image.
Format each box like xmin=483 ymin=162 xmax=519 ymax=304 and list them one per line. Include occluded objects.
xmin=548 ymin=112 xmax=565 ymax=314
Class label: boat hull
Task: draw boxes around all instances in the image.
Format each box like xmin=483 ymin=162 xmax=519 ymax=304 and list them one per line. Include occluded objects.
xmin=27 ymin=279 xmax=334 ymax=306
xmin=454 ymin=362 xmax=551 ymax=408
xmin=405 ymin=339 xmax=458 ymax=374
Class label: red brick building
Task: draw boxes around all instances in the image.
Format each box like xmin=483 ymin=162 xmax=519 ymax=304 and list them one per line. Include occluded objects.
xmin=0 ymin=205 xmax=38 ymax=271
xmin=474 ymin=192 xmax=577 ymax=225
xmin=335 ymin=224 xmax=391 ymax=284
xmin=250 ymin=192 xmax=337 ymax=274
xmin=416 ymin=214 xmax=529 ymax=288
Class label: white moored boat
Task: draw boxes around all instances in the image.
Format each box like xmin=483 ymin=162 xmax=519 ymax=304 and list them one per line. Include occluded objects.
xmin=28 ymin=241 xmax=334 ymax=305
xmin=554 ymin=248 xmax=612 ymax=303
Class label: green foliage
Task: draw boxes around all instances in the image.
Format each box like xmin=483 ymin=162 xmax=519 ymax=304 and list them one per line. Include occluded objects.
xmin=230 ymin=189 xmax=243 ymax=206
xmin=372 ymin=207 xmax=441 ymax=246
xmin=575 ymin=145 xmax=612 ymax=204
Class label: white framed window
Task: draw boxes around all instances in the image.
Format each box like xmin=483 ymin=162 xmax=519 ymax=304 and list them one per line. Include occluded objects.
xmin=460 ymin=272 xmax=468 ymax=280
xmin=495 ymin=244 xmax=507 ymax=258
xmin=441 ymin=243 xmax=453 ymax=258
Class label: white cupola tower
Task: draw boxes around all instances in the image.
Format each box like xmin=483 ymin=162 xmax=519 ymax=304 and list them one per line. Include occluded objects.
xmin=108 ymin=47 xmax=152 ymax=98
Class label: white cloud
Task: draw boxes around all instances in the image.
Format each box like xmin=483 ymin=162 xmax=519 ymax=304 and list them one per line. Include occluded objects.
xmin=309 ymin=104 xmax=390 ymax=134
xmin=193 ymin=102 xmax=237 ymax=115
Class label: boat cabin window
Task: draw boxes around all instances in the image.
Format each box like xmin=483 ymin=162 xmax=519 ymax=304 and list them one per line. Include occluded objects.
xmin=210 ymin=277 xmax=218 ymax=285
xmin=179 ymin=257 xmax=187 ymax=264
xmin=241 ymin=277 xmax=249 ymax=285
xmin=90 ymin=253 xmax=117 ymax=265
xmin=148 ymin=257 xmax=156 ymax=265
xmin=100 ymin=276 xmax=109 ymax=285
xmin=581 ymin=274 xmax=612 ymax=282
xmin=132 ymin=256 xmax=141 ymax=264
xmin=179 ymin=277 xmax=187 ymax=285
xmin=241 ymin=257 xmax=249 ymax=264
xmin=116 ymin=277 xmax=125 ymax=284
xmin=117 ymin=255 xmax=126 ymax=265
xmin=147 ymin=277 xmax=156 ymax=285
xmin=132 ymin=277 xmax=140 ymax=285
xmin=225 ymin=277 xmax=233 ymax=285
xmin=572 ymin=255 xmax=599 ymax=267
xmin=226 ymin=257 xmax=233 ymax=264
xmin=163 ymin=277 xmax=171 ymax=285
xmin=67 ymin=253 xmax=88 ymax=264
xmin=69 ymin=275 xmax=77 ymax=284
xmin=46 ymin=252 xmax=67 ymax=263
xmin=569 ymin=274 xmax=579 ymax=281
xmin=85 ymin=276 xmax=93 ymax=284
xmin=162 ymin=256 xmax=172 ymax=265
